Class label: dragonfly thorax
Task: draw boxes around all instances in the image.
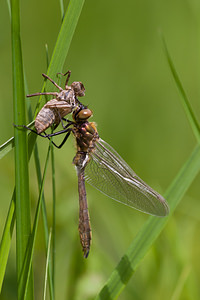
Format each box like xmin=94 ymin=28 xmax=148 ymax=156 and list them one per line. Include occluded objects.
xmin=73 ymin=121 xmax=99 ymax=164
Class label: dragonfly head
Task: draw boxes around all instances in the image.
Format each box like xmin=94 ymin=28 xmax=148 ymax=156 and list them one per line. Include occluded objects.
xmin=71 ymin=81 xmax=85 ymax=97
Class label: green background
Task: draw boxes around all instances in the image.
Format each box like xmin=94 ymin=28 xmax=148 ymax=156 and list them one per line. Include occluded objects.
xmin=0 ymin=0 xmax=200 ymax=299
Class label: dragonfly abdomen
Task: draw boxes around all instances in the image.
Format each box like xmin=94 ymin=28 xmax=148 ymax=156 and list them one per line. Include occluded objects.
xmin=77 ymin=167 xmax=91 ymax=258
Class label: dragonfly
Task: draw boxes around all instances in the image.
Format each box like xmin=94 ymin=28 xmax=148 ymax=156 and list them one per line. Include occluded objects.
xmin=21 ymin=72 xmax=169 ymax=258
xmin=35 ymin=95 xmax=169 ymax=258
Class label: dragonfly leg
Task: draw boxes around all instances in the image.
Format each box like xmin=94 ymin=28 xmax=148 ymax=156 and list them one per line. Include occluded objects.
xmin=57 ymin=70 xmax=71 ymax=87
xmin=26 ymin=92 xmax=58 ymax=98
xmin=14 ymin=124 xmax=48 ymax=139
xmin=42 ymin=73 xmax=63 ymax=91
xmin=14 ymin=123 xmax=72 ymax=148
xmin=53 ymin=131 xmax=71 ymax=148
xmin=33 ymin=127 xmax=72 ymax=148
xmin=35 ymin=127 xmax=73 ymax=148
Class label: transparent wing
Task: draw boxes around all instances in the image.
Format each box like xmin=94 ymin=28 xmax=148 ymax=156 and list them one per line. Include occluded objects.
xmin=85 ymin=138 xmax=169 ymax=216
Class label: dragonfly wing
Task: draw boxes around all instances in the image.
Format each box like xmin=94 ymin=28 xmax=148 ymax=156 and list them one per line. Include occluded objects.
xmin=85 ymin=138 xmax=169 ymax=216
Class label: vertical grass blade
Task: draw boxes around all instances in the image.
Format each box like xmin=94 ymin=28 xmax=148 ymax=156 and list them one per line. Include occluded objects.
xmin=0 ymin=193 xmax=15 ymax=291
xmin=23 ymin=146 xmax=52 ymax=299
xmin=162 ymin=35 xmax=200 ymax=143
xmin=34 ymin=0 xmax=85 ymax=118
xmin=0 ymin=134 xmax=36 ymax=292
xmin=47 ymin=0 xmax=85 ymax=78
xmin=171 ymin=265 xmax=191 ymax=300
xmin=96 ymin=144 xmax=200 ymax=300
xmin=59 ymin=0 xmax=65 ymax=21
xmin=11 ymin=0 xmax=33 ymax=298
xmin=51 ymin=144 xmax=56 ymax=289
xmin=32 ymin=141 xmax=54 ymax=299
xmin=43 ymin=230 xmax=52 ymax=300
xmin=45 ymin=41 xmax=56 ymax=295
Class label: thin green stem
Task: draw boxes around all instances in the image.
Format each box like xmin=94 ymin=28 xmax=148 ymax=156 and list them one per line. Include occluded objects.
xmin=11 ymin=0 xmax=33 ymax=298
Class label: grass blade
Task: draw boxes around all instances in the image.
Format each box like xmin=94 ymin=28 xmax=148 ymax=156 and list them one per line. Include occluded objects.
xmin=0 ymin=133 xmax=37 ymax=293
xmin=45 ymin=40 xmax=56 ymax=294
xmin=51 ymin=144 xmax=56 ymax=288
xmin=34 ymin=0 xmax=85 ymax=119
xmin=23 ymin=146 xmax=51 ymax=299
xmin=11 ymin=0 xmax=34 ymax=298
xmin=96 ymin=144 xmax=200 ymax=300
xmin=171 ymin=265 xmax=191 ymax=300
xmin=47 ymin=0 xmax=85 ymax=78
xmin=0 ymin=137 xmax=15 ymax=159
xmin=31 ymin=141 xmax=54 ymax=299
xmin=0 ymin=120 xmax=34 ymax=159
xmin=161 ymin=35 xmax=200 ymax=143
xmin=43 ymin=230 xmax=52 ymax=300
xmin=59 ymin=0 xmax=65 ymax=21
xmin=0 ymin=193 xmax=15 ymax=291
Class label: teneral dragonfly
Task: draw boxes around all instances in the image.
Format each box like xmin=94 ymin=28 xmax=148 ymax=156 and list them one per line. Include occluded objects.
xmin=40 ymin=100 xmax=169 ymax=258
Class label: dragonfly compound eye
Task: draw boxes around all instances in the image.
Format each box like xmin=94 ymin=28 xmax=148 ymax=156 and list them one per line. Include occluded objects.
xmin=77 ymin=109 xmax=93 ymax=121
xmin=71 ymin=81 xmax=85 ymax=97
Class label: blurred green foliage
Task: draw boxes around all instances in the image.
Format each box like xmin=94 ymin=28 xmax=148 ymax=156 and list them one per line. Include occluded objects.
xmin=0 ymin=0 xmax=200 ymax=299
